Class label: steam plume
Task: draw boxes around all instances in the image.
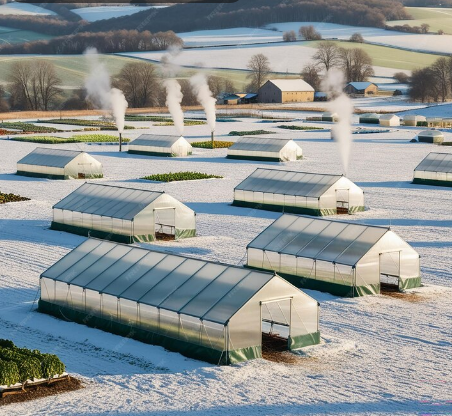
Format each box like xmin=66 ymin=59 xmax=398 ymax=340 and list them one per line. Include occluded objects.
xmin=164 ymin=79 xmax=184 ymax=136
xmin=190 ymin=73 xmax=216 ymax=132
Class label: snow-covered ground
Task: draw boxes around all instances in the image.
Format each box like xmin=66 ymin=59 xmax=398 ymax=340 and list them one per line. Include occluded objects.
xmin=0 ymin=2 xmax=56 ymax=16
xmin=73 ymin=5 xmax=167 ymax=22
xmin=0 ymin=115 xmax=451 ymax=415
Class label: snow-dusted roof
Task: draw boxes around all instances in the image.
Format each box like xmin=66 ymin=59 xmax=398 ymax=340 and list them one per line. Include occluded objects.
xmin=53 ymin=183 xmax=163 ymax=220
xmin=404 ymin=115 xmax=426 ymax=120
xmin=266 ymin=79 xmax=314 ymax=92
xmin=380 ymin=114 xmax=399 ymax=120
xmin=415 ymin=152 xmax=452 ymax=173
xmin=418 ymin=130 xmax=444 ymax=137
xmin=17 ymin=148 xmax=84 ymax=168
xmin=248 ymin=214 xmax=391 ymax=267
xmin=229 ymin=137 xmax=295 ymax=152
xmin=41 ymin=238 xmax=277 ymax=325
xmin=360 ymin=113 xmax=380 ymax=118
xmin=129 ymin=134 xmax=183 ymax=148
xmin=347 ymin=82 xmax=375 ymax=90
xmin=235 ymin=168 xmax=343 ymax=197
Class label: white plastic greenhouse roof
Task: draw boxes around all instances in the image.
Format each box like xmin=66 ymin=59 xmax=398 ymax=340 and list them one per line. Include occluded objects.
xmin=415 ymin=152 xmax=452 ymax=173
xmin=418 ymin=130 xmax=444 ymax=137
xmin=129 ymin=134 xmax=182 ymax=147
xmin=235 ymin=168 xmax=343 ymax=197
xmin=53 ymin=183 xmax=163 ymax=220
xmin=41 ymin=239 xmax=276 ymax=325
xmin=17 ymin=148 xmax=83 ymax=168
xmin=229 ymin=137 xmax=294 ymax=152
xmin=247 ymin=214 xmax=390 ymax=267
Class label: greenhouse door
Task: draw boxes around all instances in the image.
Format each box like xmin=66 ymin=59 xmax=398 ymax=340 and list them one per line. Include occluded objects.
xmin=77 ymin=162 xmax=92 ymax=179
xmin=261 ymin=299 xmax=291 ymax=358
xmin=154 ymin=208 xmax=176 ymax=240
xmin=336 ymin=189 xmax=350 ymax=214
xmin=379 ymin=251 xmax=401 ymax=291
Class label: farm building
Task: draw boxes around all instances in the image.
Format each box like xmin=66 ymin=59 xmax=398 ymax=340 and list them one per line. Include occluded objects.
xmin=258 ymin=79 xmax=314 ymax=103
xmin=222 ymin=93 xmax=246 ymax=105
xmin=247 ymin=214 xmax=421 ymax=297
xmin=39 ymin=239 xmax=321 ymax=365
xmin=417 ymin=130 xmax=444 ymax=144
xmin=227 ymin=137 xmax=303 ymax=162
xmin=232 ymin=168 xmax=365 ymax=215
xmin=344 ymin=82 xmax=378 ymax=96
xmin=404 ymin=115 xmax=426 ymax=127
xmin=413 ymin=152 xmax=452 ymax=187
xmin=321 ymin=112 xmax=339 ymax=122
xmin=359 ymin=113 xmax=380 ymax=124
xmin=51 ymin=183 xmax=196 ymax=243
xmin=16 ymin=148 xmax=103 ymax=180
xmin=379 ymin=114 xmax=400 ymax=127
xmin=128 ymin=135 xmax=192 ymax=157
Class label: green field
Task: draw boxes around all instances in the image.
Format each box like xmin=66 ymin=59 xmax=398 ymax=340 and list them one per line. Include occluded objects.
xmin=307 ymin=40 xmax=440 ymax=71
xmin=387 ymin=7 xmax=452 ymax=34
xmin=0 ymin=25 xmax=53 ymax=45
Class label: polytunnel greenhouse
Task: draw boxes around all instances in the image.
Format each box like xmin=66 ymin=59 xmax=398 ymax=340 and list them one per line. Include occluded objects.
xmin=51 ymin=183 xmax=196 ymax=243
xmin=417 ymin=130 xmax=444 ymax=144
xmin=39 ymin=239 xmax=321 ymax=364
xmin=247 ymin=214 xmax=421 ymax=297
xmin=413 ymin=152 xmax=452 ymax=187
xmin=227 ymin=137 xmax=303 ymax=162
xmin=128 ymin=134 xmax=192 ymax=157
xmin=359 ymin=113 xmax=380 ymax=124
xmin=233 ymin=168 xmax=365 ymax=215
xmin=404 ymin=115 xmax=426 ymax=127
xmin=16 ymin=148 xmax=103 ymax=180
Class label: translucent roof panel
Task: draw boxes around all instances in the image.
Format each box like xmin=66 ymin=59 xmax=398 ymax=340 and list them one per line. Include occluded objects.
xmin=53 ymin=183 xmax=162 ymax=220
xmin=17 ymin=148 xmax=82 ymax=168
xmin=415 ymin=152 xmax=452 ymax=173
xmin=41 ymin=239 xmax=275 ymax=324
xmin=235 ymin=168 xmax=342 ymax=197
xmin=248 ymin=214 xmax=390 ymax=266
xmin=129 ymin=134 xmax=181 ymax=148
xmin=229 ymin=137 xmax=294 ymax=153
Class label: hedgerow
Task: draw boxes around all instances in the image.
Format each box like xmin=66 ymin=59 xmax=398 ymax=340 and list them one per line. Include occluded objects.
xmin=142 ymin=172 xmax=223 ymax=182
xmin=191 ymin=141 xmax=234 ymax=149
xmin=228 ymin=130 xmax=272 ymax=136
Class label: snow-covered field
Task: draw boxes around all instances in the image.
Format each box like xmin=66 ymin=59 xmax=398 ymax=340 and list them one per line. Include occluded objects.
xmin=0 ymin=115 xmax=451 ymax=415
xmin=0 ymin=3 xmax=55 ymax=16
xmin=73 ymin=5 xmax=167 ymax=22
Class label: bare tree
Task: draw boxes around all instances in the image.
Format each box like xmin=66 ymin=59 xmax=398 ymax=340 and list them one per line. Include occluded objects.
xmin=409 ymin=67 xmax=438 ymax=102
xmin=0 ymin=85 xmax=9 ymax=112
xmin=431 ymin=57 xmax=450 ymax=102
xmin=301 ymin=64 xmax=321 ymax=91
xmin=313 ymin=41 xmax=340 ymax=72
xmin=283 ymin=30 xmax=297 ymax=42
xmin=179 ymin=79 xmax=197 ymax=106
xmin=394 ymin=72 xmax=410 ymax=84
xmin=299 ymin=25 xmax=322 ymax=40
xmin=421 ymin=23 xmax=430 ymax=34
xmin=35 ymin=61 xmax=61 ymax=111
xmin=223 ymin=78 xmax=236 ymax=94
xmin=338 ymin=47 xmax=374 ymax=82
xmin=246 ymin=53 xmax=272 ymax=92
xmin=350 ymin=33 xmax=364 ymax=43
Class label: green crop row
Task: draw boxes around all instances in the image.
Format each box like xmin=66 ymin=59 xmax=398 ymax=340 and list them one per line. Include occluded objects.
xmin=155 ymin=120 xmax=206 ymax=127
xmin=228 ymin=130 xmax=272 ymax=136
xmin=278 ymin=125 xmax=323 ymax=131
xmin=191 ymin=141 xmax=234 ymax=149
xmin=10 ymin=134 xmax=129 ymax=144
xmin=0 ymin=122 xmax=60 ymax=134
xmin=142 ymin=172 xmax=223 ymax=182
xmin=0 ymin=339 xmax=65 ymax=387
xmin=0 ymin=192 xmax=30 ymax=204
xmin=36 ymin=119 xmax=135 ymax=130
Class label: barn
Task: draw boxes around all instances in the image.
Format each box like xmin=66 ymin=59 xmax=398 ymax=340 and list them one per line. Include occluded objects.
xmin=51 ymin=183 xmax=196 ymax=243
xmin=227 ymin=137 xmax=303 ymax=162
xmin=39 ymin=239 xmax=321 ymax=365
xmin=258 ymin=79 xmax=314 ymax=103
xmin=16 ymin=148 xmax=103 ymax=180
xmin=379 ymin=114 xmax=400 ymax=127
xmin=413 ymin=152 xmax=452 ymax=187
xmin=344 ymin=82 xmax=378 ymax=96
xmin=404 ymin=115 xmax=426 ymax=127
xmin=359 ymin=113 xmax=380 ymax=124
xmin=232 ymin=168 xmax=365 ymax=215
xmin=128 ymin=135 xmax=192 ymax=157
xmin=417 ymin=130 xmax=444 ymax=144
xmin=247 ymin=214 xmax=421 ymax=297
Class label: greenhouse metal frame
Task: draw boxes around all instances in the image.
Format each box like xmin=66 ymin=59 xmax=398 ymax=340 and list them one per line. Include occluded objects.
xmin=39 ymin=239 xmax=321 ymax=365
xmin=16 ymin=148 xmax=103 ymax=180
xmin=128 ymin=134 xmax=193 ymax=157
xmin=247 ymin=214 xmax=421 ymax=297
xmin=51 ymin=183 xmax=196 ymax=243
xmin=233 ymin=168 xmax=365 ymax=215
xmin=227 ymin=137 xmax=303 ymax=162
xmin=413 ymin=152 xmax=452 ymax=187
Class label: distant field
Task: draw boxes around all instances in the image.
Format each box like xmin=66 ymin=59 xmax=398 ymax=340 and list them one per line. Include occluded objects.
xmin=387 ymin=7 xmax=452 ymax=34
xmin=0 ymin=26 xmax=53 ymax=44
xmin=0 ymin=3 xmax=55 ymax=16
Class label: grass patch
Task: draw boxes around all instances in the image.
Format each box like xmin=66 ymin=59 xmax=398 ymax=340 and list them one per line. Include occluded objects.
xmin=0 ymin=192 xmax=30 ymax=204
xmin=36 ymin=119 xmax=134 ymax=130
xmin=278 ymin=125 xmax=324 ymax=131
xmin=10 ymin=134 xmax=129 ymax=144
xmin=387 ymin=7 xmax=452 ymax=34
xmin=228 ymin=130 xmax=273 ymax=136
xmin=142 ymin=172 xmax=223 ymax=182
xmin=155 ymin=120 xmax=206 ymax=126
xmin=191 ymin=141 xmax=234 ymax=149
xmin=0 ymin=122 xmax=60 ymax=134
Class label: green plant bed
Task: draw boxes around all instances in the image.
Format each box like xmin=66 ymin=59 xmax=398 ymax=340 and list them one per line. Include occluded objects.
xmin=191 ymin=141 xmax=234 ymax=149
xmin=36 ymin=119 xmax=134 ymax=130
xmin=228 ymin=130 xmax=272 ymax=136
xmin=278 ymin=125 xmax=323 ymax=131
xmin=142 ymin=172 xmax=223 ymax=182
xmin=441 ymin=142 xmax=452 ymax=146
xmin=0 ymin=192 xmax=30 ymax=204
xmin=10 ymin=134 xmax=129 ymax=144
xmin=0 ymin=122 xmax=60 ymax=134
xmin=125 ymin=115 xmax=171 ymax=122
xmin=155 ymin=120 xmax=206 ymax=126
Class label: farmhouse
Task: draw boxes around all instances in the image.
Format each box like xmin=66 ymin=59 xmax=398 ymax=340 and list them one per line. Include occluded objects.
xmin=233 ymin=168 xmax=365 ymax=215
xmin=344 ymin=82 xmax=378 ymax=96
xmin=359 ymin=113 xmax=380 ymax=124
xmin=417 ymin=130 xmax=444 ymax=144
xmin=227 ymin=137 xmax=303 ymax=162
xmin=39 ymin=239 xmax=321 ymax=364
xmin=258 ymin=79 xmax=314 ymax=103
xmin=404 ymin=115 xmax=426 ymax=127
xmin=379 ymin=114 xmax=400 ymax=127
xmin=413 ymin=152 xmax=452 ymax=187
xmin=128 ymin=134 xmax=192 ymax=157
xmin=247 ymin=214 xmax=421 ymax=297
xmin=51 ymin=183 xmax=196 ymax=243
xmin=16 ymin=148 xmax=103 ymax=180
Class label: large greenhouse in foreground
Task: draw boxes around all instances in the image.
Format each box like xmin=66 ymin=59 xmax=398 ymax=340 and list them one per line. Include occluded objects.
xmin=413 ymin=152 xmax=452 ymax=187
xmin=247 ymin=214 xmax=421 ymax=297
xmin=39 ymin=239 xmax=320 ymax=364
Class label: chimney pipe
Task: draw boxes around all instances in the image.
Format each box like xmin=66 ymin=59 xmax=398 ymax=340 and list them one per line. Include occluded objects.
xmin=211 ymin=130 xmax=214 ymax=146
xmin=119 ymin=133 xmax=122 ymax=152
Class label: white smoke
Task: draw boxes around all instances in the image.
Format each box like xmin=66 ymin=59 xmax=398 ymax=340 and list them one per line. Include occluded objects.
xmin=164 ymin=79 xmax=184 ymax=136
xmin=190 ymin=73 xmax=216 ymax=133
xmin=322 ymin=69 xmax=354 ymax=176
xmin=84 ymin=47 xmax=128 ymax=133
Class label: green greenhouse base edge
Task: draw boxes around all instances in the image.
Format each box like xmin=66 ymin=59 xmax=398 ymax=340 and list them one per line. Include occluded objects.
xmin=289 ymin=331 xmax=320 ymax=350
xmin=128 ymin=150 xmax=174 ymax=157
xmin=359 ymin=119 xmax=379 ymax=124
xmin=16 ymin=171 xmax=103 ymax=180
xmin=226 ymin=155 xmax=300 ymax=162
xmin=38 ymin=300 xmax=256 ymax=365
xmin=400 ymin=276 xmax=422 ymax=290
xmin=413 ymin=178 xmax=452 ymax=188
